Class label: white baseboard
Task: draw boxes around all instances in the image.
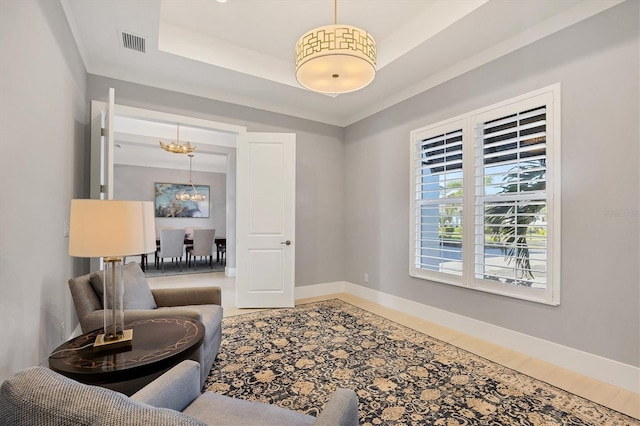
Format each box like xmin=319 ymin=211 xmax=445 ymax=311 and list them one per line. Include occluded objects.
xmin=295 ymin=281 xmax=639 ymax=394
xmin=295 ymin=281 xmax=347 ymax=300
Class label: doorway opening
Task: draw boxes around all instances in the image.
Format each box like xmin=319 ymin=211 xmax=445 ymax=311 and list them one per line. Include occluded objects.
xmin=90 ymin=100 xmax=245 ymax=277
xmin=90 ymin=92 xmax=297 ymax=309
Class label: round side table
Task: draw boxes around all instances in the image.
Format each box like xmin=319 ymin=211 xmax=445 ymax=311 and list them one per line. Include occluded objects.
xmin=49 ymin=317 xmax=204 ymax=395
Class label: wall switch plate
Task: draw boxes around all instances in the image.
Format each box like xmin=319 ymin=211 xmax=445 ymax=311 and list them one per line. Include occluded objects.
xmin=364 ymin=273 xmax=369 ymax=283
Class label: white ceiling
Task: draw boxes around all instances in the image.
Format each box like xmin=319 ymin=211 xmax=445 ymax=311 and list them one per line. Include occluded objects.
xmin=113 ymin=117 xmax=234 ymax=173
xmin=61 ymin=0 xmax=622 ymax=128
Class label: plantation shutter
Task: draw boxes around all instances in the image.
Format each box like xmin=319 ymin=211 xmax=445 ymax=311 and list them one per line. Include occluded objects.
xmin=412 ymin=123 xmax=464 ymax=278
xmin=410 ymin=85 xmax=559 ymax=305
xmin=474 ymin=105 xmax=548 ymax=288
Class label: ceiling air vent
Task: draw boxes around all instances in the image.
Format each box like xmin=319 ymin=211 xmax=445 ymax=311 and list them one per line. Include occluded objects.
xmin=121 ymin=31 xmax=146 ymax=53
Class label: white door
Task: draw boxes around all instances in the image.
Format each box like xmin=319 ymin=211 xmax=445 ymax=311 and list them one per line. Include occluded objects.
xmin=236 ymin=132 xmax=296 ymax=308
xmin=90 ymin=87 xmax=115 ymax=200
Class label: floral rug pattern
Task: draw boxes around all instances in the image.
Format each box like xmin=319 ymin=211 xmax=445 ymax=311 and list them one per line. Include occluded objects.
xmin=205 ymin=299 xmax=637 ymax=425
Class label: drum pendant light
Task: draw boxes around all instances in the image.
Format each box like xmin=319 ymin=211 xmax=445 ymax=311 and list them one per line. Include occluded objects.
xmin=295 ymin=0 xmax=376 ymax=94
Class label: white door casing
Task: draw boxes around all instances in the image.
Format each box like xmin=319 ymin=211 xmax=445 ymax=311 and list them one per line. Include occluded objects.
xmin=89 ymin=94 xmax=245 ymax=276
xmin=90 ymin=88 xmax=114 ymax=200
xmin=236 ymin=132 xmax=296 ymax=308
xmin=103 ymin=88 xmax=115 ymax=200
xmin=88 ymin=88 xmax=115 ymax=271
xmin=88 ymin=92 xmax=297 ymax=304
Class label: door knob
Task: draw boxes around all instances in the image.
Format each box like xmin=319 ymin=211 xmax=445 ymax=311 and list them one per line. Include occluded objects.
xmin=280 ymin=240 xmax=291 ymax=246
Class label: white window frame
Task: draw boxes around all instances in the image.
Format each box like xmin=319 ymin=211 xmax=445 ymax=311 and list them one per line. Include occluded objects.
xmin=409 ymin=84 xmax=561 ymax=305
xmin=410 ymin=118 xmax=467 ymax=287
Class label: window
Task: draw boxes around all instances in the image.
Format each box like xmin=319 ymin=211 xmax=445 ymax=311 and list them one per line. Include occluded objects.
xmin=410 ymin=85 xmax=560 ymax=305
xmin=413 ymin=121 xmax=466 ymax=284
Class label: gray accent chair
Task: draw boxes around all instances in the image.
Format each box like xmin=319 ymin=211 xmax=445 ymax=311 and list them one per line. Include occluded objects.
xmin=0 ymin=361 xmax=360 ymax=426
xmin=68 ymin=262 xmax=222 ymax=388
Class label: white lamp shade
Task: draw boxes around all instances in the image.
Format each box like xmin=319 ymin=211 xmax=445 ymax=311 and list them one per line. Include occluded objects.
xmin=69 ymin=200 xmax=155 ymax=258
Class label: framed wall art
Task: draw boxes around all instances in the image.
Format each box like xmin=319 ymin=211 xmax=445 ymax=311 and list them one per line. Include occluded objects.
xmin=154 ymin=182 xmax=210 ymax=218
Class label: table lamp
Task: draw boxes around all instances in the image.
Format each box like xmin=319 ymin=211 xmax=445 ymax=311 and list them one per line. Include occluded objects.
xmin=69 ymin=199 xmax=156 ymax=350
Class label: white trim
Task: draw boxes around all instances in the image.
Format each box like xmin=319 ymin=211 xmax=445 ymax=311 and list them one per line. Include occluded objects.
xmin=295 ymin=281 xmax=347 ymax=300
xmin=295 ymin=281 xmax=639 ymax=393
xmin=225 ymin=267 xmax=236 ymax=277
xmin=114 ymin=104 xmax=246 ymax=135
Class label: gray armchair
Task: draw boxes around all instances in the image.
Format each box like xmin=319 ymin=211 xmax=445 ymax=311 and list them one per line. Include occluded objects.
xmin=0 ymin=360 xmax=360 ymax=425
xmin=68 ymin=262 xmax=222 ymax=387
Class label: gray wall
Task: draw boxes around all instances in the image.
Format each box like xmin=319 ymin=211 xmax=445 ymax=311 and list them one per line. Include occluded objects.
xmin=344 ymin=1 xmax=639 ymax=367
xmin=88 ymin=76 xmax=346 ymax=288
xmin=114 ymin=164 xmax=227 ymax=238
xmin=0 ymin=0 xmax=88 ymax=381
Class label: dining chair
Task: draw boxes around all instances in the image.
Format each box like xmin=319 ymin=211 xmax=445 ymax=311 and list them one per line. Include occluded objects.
xmin=217 ymin=240 xmax=226 ymax=266
xmin=157 ymin=228 xmax=186 ymax=272
xmin=186 ymin=228 xmax=216 ymax=270
xmin=154 ymin=227 xmax=168 ymax=268
xmin=183 ymin=227 xmax=201 ymax=258
xmin=184 ymin=227 xmax=200 ymax=239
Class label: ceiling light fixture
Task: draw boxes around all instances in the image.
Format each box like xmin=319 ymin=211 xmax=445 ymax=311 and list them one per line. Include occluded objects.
xmin=159 ymin=124 xmax=196 ymax=154
xmin=295 ymin=0 xmax=376 ymax=94
xmin=176 ymin=154 xmax=206 ymax=202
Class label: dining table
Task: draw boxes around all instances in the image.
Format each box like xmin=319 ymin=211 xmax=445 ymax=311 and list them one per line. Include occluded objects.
xmin=140 ymin=237 xmax=226 ymax=271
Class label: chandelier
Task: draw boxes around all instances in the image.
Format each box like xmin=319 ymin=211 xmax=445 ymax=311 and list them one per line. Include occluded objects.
xmin=159 ymin=124 xmax=196 ymax=154
xmin=295 ymin=0 xmax=376 ymax=94
xmin=176 ymin=155 xmax=206 ymax=202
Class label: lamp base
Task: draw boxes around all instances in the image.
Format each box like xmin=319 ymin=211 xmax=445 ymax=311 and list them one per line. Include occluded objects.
xmin=93 ymin=329 xmax=133 ymax=352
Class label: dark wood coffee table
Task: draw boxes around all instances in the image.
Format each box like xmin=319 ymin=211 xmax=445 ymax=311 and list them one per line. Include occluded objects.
xmin=49 ymin=317 xmax=204 ymax=395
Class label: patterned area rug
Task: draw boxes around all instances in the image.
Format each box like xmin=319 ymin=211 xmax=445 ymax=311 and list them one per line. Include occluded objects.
xmin=205 ymin=299 xmax=637 ymax=425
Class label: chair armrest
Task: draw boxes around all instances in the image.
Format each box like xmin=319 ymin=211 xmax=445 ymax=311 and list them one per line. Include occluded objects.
xmin=314 ymin=388 xmax=360 ymax=426
xmin=68 ymin=275 xmax=102 ymax=322
xmin=152 ymin=287 xmax=221 ymax=307
xmin=127 ymin=308 xmax=204 ymax=323
xmin=78 ymin=311 xmax=106 ymax=334
xmin=131 ymin=360 xmax=201 ymax=412
xmin=80 ymin=308 xmax=205 ymax=333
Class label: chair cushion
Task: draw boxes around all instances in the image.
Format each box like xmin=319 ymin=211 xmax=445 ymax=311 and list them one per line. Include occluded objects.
xmin=90 ymin=262 xmax=157 ymax=309
xmin=184 ymin=392 xmax=316 ymax=426
xmin=0 ymin=366 xmax=205 ymax=426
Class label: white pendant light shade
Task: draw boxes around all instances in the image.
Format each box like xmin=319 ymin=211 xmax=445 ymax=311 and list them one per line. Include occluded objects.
xmin=295 ymin=24 xmax=376 ymax=94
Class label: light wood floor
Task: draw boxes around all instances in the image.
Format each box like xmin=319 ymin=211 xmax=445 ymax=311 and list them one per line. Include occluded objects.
xmin=147 ymin=272 xmax=640 ymax=419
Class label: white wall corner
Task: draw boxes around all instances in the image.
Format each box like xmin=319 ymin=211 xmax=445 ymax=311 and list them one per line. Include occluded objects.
xmin=310 ymin=281 xmax=639 ymax=394
xmin=225 ymin=267 xmax=236 ymax=277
